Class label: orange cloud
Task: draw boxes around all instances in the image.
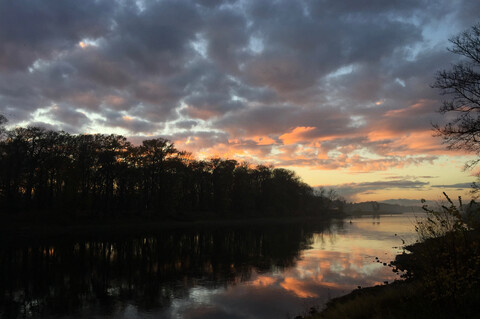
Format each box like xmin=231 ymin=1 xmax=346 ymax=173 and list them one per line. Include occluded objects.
xmin=184 ymin=106 xmax=220 ymax=120
xmin=250 ymin=275 xmax=277 ymax=287
xmin=251 ymin=135 xmax=276 ymax=145
xmin=368 ymin=130 xmax=466 ymax=157
xmin=228 ymin=135 xmax=276 ymax=146
xmin=280 ymin=277 xmax=318 ymax=298
xmin=383 ymin=100 xmax=430 ymax=117
xmin=279 ymin=126 xmax=316 ymax=145
xmin=105 ymin=95 xmax=126 ymax=107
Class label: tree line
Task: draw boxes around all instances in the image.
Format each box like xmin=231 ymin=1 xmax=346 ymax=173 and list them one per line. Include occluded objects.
xmin=0 ymin=122 xmax=343 ymax=218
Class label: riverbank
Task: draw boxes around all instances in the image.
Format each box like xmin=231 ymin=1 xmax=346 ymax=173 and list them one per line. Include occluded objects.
xmin=305 ymin=280 xmax=427 ymax=319
xmin=302 ymin=230 xmax=480 ymax=319
xmin=305 ymin=279 xmax=480 ymax=319
xmin=0 ymin=211 xmax=341 ymax=240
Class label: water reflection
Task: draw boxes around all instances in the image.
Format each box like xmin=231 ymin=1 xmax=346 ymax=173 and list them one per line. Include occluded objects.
xmin=0 ymin=222 xmax=331 ymax=318
xmin=0 ymin=214 xmax=419 ymax=319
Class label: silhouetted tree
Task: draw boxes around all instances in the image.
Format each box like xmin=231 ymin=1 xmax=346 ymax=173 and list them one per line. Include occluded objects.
xmin=0 ymin=123 xmax=340 ymax=218
xmin=432 ymin=23 xmax=480 ymax=196
xmin=139 ymin=138 xmax=177 ymax=213
xmin=0 ymin=114 xmax=7 ymax=139
xmin=433 ymin=23 xmax=480 ymax=155
xmin=232 ymin=162 xmax=256 ymax=215
xmin=210 ymin=158 xmax=237 ymax=215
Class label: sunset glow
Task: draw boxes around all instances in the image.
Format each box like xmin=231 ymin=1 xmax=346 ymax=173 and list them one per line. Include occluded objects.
xmin=1 ymin=0 xmax=479 ymax=203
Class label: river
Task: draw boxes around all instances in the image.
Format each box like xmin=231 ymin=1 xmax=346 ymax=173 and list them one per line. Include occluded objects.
xmin=0 ymin=212 xmax=423 ymax=318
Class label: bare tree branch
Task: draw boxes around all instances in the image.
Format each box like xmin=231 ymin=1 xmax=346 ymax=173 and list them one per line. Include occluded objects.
xmin=433 ymin=23 xmax=480 ymax=156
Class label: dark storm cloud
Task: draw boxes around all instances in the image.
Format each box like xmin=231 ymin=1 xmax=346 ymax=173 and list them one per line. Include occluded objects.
xmin=0 ymin=0 xmax=478 ymax=170
xmin=204 ymin=3 xmax=250 ymax=73
xmin=242 ymin=0 xmax=423 ymax=97
xmin=27 ymin=121 xmax=61 ymax=132
xmin=108 ymin=0 xmax=202 ymax=75
xmin=46 ymin=105 xmax=90 ymax=128
xmin=0 ymin=0 xmax=114 ymax=71
xmin=182 ymin=63 xmax=247 ymax=119
xmin=216 ymin=105 xmax=354 ymax=137
xmin=97 ymin=116 xmax=159 ymax=134
xmin=71 ymin=50 xmax=132 ymax=88
xmin=0 ymin=0 xmax=204 ymax=126
xmin=174 ymin=120 xmax=199 ymax=130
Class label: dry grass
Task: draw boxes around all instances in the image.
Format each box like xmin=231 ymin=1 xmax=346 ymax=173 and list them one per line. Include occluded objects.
xmin=308 ymin=280 xmax=480 ymax=319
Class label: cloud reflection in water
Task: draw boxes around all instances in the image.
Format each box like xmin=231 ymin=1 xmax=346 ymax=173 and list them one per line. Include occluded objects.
xmin=162 ymin=214 xmax=418 ymax=319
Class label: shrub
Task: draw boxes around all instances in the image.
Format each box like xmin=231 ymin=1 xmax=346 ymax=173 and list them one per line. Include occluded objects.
xmin=405 ymin=193 xmax=480 ymax=302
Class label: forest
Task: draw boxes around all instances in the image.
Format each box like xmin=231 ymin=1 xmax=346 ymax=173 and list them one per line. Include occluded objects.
xmin=0 ymin=122 xmax=343 ymax=219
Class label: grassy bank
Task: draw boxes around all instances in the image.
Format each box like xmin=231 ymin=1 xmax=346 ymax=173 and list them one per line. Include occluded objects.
xmin=305 ymin=278 xmax=480 ymax=319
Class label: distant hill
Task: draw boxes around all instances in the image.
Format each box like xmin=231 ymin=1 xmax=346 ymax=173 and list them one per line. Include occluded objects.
xmin=344 ymin=201 xmax=423 ymax=215
xmin=380 ymin=199 xmax=425 ymax=207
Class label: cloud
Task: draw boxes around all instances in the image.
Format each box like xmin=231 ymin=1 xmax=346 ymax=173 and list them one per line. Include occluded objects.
xmin=1 ymin=0 xmax=479 ymax=174
xmin=0 ymin=0 xmax=115 ymax=71
xmin=279 ymin=127 xmax=317 ymax=145
xmin=380 ymin=198 xmax=430 ymax=207
xmin=432 ymin=182 xmax=473 ymax=189
xmin=328 ymin=179 xmax=430 ymax=201
xmin=341 ymin=180 xmax=430 ymax=189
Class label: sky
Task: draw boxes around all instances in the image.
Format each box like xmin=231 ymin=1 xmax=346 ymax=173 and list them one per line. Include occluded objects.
xmin=1 ymin=0 xmax=479 ymax=203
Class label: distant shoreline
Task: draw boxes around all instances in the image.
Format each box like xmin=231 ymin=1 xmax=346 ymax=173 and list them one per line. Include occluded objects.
xmin=346 ymin=211 xmax=405 ymax=216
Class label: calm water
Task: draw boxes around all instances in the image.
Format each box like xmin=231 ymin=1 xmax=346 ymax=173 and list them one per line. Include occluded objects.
xmin=0 ymin=213 xmax=422 ymax=319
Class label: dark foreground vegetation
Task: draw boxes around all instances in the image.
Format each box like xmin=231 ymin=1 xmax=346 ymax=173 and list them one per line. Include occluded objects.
xmin=0 ymin=121 xmax=343 ymax=221
xmin=303 ymin=194 xmax=480 ymax=319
